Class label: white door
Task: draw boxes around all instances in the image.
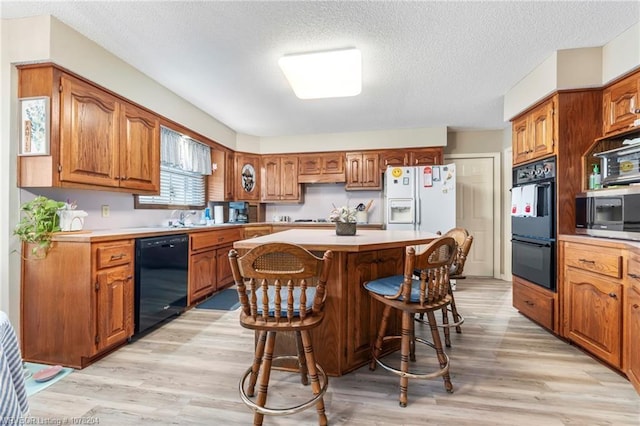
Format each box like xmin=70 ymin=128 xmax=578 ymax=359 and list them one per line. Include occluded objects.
xmin=448 ymin=157 xmax=495 ymax=277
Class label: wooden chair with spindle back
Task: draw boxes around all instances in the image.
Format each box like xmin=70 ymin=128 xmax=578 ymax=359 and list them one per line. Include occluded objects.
xmin=363 ymin=236 xmax=457 ymax=407
xmin=228 ymin=243 xmax=333 ymax=426
xmin=416 ymin=227 xmax=473 ymax=347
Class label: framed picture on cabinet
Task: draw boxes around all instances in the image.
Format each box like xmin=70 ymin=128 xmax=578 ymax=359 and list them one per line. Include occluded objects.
xmin=19 ymin=96 xmax=50 ymax=156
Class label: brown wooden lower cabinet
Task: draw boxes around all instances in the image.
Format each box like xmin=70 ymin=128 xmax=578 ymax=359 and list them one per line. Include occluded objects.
xmin=268 ymin=248 xmax=405 ymax=376
xmin=188 ymin=229 xmax=242 ymax=304
xmin=345 ymin=248 xmax=404 ymax=369
xmin=625 ymin=250 xmax=640 ymax=393
xmin=21 ymin=239 xmax=134 ymax=369
xmin=512 ymin=276 xmax=555 ymax=331
xmin=559 ymin=236 xmax=624 ymax=372
xmin=563 ymin=267 xmax=623 ymax=368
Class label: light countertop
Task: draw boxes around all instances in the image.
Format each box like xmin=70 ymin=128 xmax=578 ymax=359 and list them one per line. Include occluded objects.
xmin=233 ymin=229 xmax=439 ymax=252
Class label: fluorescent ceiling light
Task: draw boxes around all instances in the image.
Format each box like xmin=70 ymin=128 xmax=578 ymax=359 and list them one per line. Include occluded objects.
xmin=278 ymin=48 xmax=362 ymax=99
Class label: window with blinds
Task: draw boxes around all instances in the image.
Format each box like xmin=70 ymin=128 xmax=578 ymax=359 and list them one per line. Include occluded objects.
xmin=137 ymin=165 xmax=206 ymax=208
xmin=135 ymin=125 xmax=211 ymax=209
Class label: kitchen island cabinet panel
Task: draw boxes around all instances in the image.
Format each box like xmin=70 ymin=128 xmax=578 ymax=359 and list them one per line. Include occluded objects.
xmin=234 ymin=229 xmax=438 ymax=376
xmin=346 ymin=248 xmax=404 ymax=369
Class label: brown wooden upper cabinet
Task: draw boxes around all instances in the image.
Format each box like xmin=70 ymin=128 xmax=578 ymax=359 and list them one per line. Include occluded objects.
xmin=17 ymin=64 xmax=160 ymax=194
xmin=603 ymin=71 xmax=640 ymax=136
xmin=235 ymin=153 xmax=261 ymax=201
xmin=512 ymin=97 xmax=556 ymax=165
xmin=345 ymin=151 xmax=381 ymax=190
xmin=261 ymin=155 xmax=302 ymax=202
xmin=379 ymin=147 xmax=443 ymax=171
xmin=298 ymin=152 xmax=346 ymax=183
xmin=208 ymin=150 xmax=235 ymax=202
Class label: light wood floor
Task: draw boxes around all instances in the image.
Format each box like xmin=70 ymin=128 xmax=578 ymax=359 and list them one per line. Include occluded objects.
xmin=27 ymin=278 xmax=639 ymax=425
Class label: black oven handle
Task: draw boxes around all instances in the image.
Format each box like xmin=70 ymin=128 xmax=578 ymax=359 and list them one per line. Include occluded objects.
xmin=511 ymin=238 xmax=552 ymax=248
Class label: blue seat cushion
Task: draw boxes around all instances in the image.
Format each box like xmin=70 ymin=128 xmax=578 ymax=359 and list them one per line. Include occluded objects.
xmin=364 ymin=274 xmax=423 ymax=303
xmin=251 ymin=287 xmax=317 ymax=316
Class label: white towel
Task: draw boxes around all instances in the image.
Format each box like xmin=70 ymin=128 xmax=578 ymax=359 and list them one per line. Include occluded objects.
xmin=0 ymin=311 xmax=29 ymax=420
xmin=521 ymin=184 xmax=538 ymax=217
xmin=510 ymin=186 xmax=522 ymax=216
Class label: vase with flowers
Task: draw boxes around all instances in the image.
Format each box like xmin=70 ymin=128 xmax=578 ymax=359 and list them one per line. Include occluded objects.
xmin=329 ymin=205 xmax=357 ymax=236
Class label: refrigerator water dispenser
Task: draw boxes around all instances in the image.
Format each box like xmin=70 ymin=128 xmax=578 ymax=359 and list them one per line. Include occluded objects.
xmin=387 ymin=199 xmax=414 ymax=224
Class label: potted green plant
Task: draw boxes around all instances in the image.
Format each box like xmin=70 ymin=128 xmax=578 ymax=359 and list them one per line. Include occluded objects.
xmin=14 ymin=195 xmax=66 ymax=258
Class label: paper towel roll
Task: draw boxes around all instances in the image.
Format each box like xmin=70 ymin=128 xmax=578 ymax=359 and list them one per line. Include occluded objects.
xmin=214 ymin=205 xmax=224 ymax=224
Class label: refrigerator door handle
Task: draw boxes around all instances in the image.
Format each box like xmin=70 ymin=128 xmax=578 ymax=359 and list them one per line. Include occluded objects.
xmin=414 ymin=172 xmax=420 ymax=227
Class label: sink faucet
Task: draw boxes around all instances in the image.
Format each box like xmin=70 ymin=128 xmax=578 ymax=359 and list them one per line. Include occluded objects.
xmin=178 ymin=210 xmax=196 ymax=226
xmin=169 ymin=210 xmax=196 ymax=227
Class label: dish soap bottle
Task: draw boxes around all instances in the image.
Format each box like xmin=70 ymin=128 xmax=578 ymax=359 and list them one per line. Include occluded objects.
xmin=590 ymin=164 xmax=602 ymax=190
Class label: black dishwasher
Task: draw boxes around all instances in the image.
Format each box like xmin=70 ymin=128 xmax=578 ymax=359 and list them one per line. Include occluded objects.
xmin=134 ymin=234 xmax=189 ymax=336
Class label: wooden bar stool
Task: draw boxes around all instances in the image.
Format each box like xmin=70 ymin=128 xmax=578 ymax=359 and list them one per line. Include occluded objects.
xmin=228 ymin=243 xmax=333 ymax=426
xmin=416 ymin=227 xmax=473 ymax=347
xmin=364 ymin=236 xmax=457 ymax=407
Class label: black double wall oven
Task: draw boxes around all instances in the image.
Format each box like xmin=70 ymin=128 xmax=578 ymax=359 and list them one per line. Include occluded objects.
xmin=511 ymin=157 xmax=556 ymax=291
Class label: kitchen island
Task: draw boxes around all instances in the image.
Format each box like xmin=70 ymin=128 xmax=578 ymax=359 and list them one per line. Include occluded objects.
xmin=233 ymin=228 xmax=439 ymax=376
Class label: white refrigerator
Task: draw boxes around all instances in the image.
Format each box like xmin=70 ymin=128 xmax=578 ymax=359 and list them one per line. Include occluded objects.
xmin=384 ymin=164 xmax=456 ymax=233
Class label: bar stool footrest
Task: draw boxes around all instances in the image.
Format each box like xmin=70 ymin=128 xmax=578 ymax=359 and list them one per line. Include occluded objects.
xmin=415 ymin=308 xmax=464 ymax=329
xmin=373 ymin=336 xmax=450 ymax=380
xmin=239 ymin=355 xmax=329 ymax=417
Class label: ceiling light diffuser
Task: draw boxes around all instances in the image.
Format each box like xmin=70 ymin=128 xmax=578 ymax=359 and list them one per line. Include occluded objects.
xmin=278 ymin=48 xmax=362 ymax=99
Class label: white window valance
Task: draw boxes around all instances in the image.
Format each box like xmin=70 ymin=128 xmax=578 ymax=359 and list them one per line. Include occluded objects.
xmin=160 ymin=126 xmax=212 ymax=175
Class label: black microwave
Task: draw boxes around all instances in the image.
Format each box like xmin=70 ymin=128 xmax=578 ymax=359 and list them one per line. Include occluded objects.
xmin=576 ymin=190 xmax=640 ymax=240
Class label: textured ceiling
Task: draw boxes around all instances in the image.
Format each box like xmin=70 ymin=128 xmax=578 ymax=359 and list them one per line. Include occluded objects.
xmin=2 ymin=1 xmax=639 ymax=138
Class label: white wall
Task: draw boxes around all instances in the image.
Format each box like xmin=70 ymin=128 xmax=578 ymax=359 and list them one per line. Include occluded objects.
xmin=446 ymin=130 xmax=505 ymax=154
xmin=504 ymin=22 xmax=640 ymax=119
xmin=0 ymin=15 xmax=238 ymax=326
xmin=265 ymin=185 xmax=384 ymax=224
xmin=603 ymin=22 xmax=640 ymax=84
xmin=258 ymin=126 xmax=447 ymax=154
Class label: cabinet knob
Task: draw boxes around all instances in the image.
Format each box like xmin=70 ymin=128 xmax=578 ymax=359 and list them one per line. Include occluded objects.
xmin=608 ymin=292 xmax=617 ymax=298
xmin=633 ymin=304 xmax=639 ymax=309
xmin=121 ymin=176 xmax=128 ymax=180
xmin=634 ymin=108 xmax=640 ymax=114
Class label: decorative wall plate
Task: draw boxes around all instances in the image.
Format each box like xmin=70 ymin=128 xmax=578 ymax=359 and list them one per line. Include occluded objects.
xmin=241 ymin=164 xmax=256 ymax=193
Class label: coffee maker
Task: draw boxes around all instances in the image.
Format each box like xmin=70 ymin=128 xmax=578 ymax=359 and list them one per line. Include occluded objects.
xmin=229 ymin=201 xmax=249 ymax=223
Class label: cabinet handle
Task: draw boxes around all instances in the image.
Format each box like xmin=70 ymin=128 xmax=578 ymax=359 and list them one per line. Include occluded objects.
xmin=110 ymin=253 xmax=125 ymax=260
xmin=121 ymin=176 xmax=128 ymax=180
xmin=127 ymin=275 xmax=133 ymax=281
xmin=633 ymin=304 xmax=639 ymax=309
xmin=578 ymin=258 xmax=595 ymax=264
xmin=524 ymin=300 xmax=534 ymax=306
xmin=608 ymin=292 xmax=617 ymax=298
xmin=629 ymin=273 xmax=640 ymax=279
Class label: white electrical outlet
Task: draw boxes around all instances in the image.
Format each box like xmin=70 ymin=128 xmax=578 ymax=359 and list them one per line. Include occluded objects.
xmin=101 ymin=205 xmax=110 ymax=217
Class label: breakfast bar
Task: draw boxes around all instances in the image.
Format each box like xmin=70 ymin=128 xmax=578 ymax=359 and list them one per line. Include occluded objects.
xmin=233 ymin=228 xmax=438 ymax=376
